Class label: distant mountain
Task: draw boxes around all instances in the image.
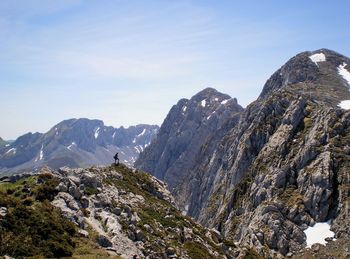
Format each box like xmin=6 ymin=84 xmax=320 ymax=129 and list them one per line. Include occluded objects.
xmin=0 ymin=137 xmax=8 ymax=147
xmin=136 ymin=49 xmax=350 ymax=257
xmin=0 ymin=118 xmax=158 ymax=175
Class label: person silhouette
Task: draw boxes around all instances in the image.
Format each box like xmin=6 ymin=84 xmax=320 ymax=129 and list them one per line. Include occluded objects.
xmin=113 ymin=152 xmax=119 ymax=165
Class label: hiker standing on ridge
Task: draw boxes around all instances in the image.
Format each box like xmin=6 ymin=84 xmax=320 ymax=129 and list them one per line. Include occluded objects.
xmin=114 ymin=152 xmax=119 ymax=165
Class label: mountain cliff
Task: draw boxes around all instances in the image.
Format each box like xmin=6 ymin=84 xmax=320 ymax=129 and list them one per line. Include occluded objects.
xmin=136 ymin=49 xmax=350 ymax=257
xmin=0 ymin=119 xmax=158 ymax=175
xmin=135 ymin=88 xmax=243 ymax=190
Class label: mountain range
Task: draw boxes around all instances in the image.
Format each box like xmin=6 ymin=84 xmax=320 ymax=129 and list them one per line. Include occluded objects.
xmin=136 ymin=48 xmax=350 ymax=257
xmin=1 ymin=48 xmax=350 ymax=258
xmin=0 ymin=119 xmax=158 ymax=175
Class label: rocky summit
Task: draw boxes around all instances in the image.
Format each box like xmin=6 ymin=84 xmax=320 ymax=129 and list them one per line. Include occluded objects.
xmin=0 ymin=118 xmax=158 ymax=175
xmin=136 ymin=49 xmax=350 ymax=258
xmin=135 ymin=87 xmax=243 ymax=190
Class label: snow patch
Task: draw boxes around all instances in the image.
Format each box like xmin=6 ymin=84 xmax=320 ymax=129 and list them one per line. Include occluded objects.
xmin=132 ymin=138 xmax=136 ymax=144
xmin=5 ymin=148 xmax=16 ymax=155
xmin=221 ymin=99 xmax=229 ymax=105
xmin=94 ymin=127 xmax=100 ymax=139
xmin=112 ymin=131 xmax=116 ymax=139
xmin=39 ymin=145 xmax=44 ymax=160
xmin=5 ymin=144 xmax=10 ymax=147
xmin=67 ymin=142 xmax=76 ymax=150
xmin=182 ymin=106 xmax=187 ymax=112
xmin=339 ymin=100 xmax=350 ymax=110
xmin=182 ymin=204 xmax=189 ymax=216
xmin=309 ymin=53 xmax=326 ymax=66
xmin=137 ymin=129 xmax=146 ymax=137
xmin=207 ymin=111 xmax=216 ymax=121
xmin=338 ymin=62 xmax=350 ymax=85
xmin=304 ymin=221 xmax=335 ymax=248
xmin=201 ymin=99 xmax=206 ymax=107
xmin=214 ymin=97 xmax=219 ymax=101
xmin=35 ymin=145 xmax=44 ymax=162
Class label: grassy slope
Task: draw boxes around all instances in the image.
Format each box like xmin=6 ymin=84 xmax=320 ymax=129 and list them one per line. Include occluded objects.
xmin=0 ymin=173 xmax=111 ymax=258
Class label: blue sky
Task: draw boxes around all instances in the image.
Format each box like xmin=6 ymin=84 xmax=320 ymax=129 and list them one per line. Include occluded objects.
xmin=1 ymin=0 xmax=350 ymax=139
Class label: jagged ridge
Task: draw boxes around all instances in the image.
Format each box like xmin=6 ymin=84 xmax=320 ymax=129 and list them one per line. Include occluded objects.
xmin=135 ymin=48 xmax=350 ymax=257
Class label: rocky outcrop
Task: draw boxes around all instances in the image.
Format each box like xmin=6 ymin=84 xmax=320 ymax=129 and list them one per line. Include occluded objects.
xmin=0 ymin=119 xmax=159 ymax=175
xmin=136 ymin=48 xmax=350 ymax=257
xmin=29 ymin=165 xmax=245 ymax=258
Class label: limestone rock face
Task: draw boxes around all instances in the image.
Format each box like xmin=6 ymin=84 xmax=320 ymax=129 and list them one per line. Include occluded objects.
xmin=136 ymin=49 xmax=350 ymax=257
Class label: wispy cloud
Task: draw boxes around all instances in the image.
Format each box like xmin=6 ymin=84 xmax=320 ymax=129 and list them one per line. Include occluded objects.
xmin=1 ymin=0 xmax=350 ymax=139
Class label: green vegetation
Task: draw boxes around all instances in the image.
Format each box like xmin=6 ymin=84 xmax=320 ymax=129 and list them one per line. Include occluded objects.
xmin=280 ymin=186 xmax=303 ymax=207
xmin=184 ymin=241 xmax=211 ymax=259
xmin=72 ymin=226 xmax=113 ymax=258
xmin=303 ymin=117 xmax=313 ymax=129
xmin=0 ymin=173 xmax=108 ymax=258
xmin=84 ymin=186 xmax=99 ymax=196
xmin=0 ymin=189 xmax=76 ymax=257
xmin=243 ymin=247 xmax=265 ymax=259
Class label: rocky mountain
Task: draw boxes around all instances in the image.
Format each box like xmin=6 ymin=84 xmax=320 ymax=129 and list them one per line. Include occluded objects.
xmin=0 ymin=118 xmax=158 ymax=175
xmin=0 ymin=165 xmax=256 ymax=258
xmin=136 ymin=49 xmax=350 ymax=257
xmin=135 ymin=88 xmax=244 ymax=190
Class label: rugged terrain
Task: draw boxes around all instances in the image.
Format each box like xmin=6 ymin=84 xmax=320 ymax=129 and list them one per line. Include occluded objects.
xmin=0 ymin=118 xmax=158 ymax=175
xmin=0 ymin=165 xmax=258 ymax=258
xmin=136 ymin=49 xmax=350 ymax=257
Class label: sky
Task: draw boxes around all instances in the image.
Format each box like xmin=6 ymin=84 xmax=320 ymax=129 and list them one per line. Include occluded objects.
xmin=1 ymin=0 xmax=350 ymax=140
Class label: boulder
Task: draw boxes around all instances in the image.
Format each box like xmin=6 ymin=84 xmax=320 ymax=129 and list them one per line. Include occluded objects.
xmin=97 ymin=235 xmax=113 ymax=248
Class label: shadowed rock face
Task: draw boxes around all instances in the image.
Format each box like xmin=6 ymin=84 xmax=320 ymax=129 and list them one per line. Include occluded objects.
xmin=135 ymin=87 xmax=244 ymax=190
xmin=136 ymin=49 xmax=350 ymax=257
xmin=0 ymin=119 xmax=159 ymax=175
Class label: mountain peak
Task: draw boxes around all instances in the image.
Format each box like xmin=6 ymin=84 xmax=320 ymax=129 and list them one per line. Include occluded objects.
xmin=191 ymin=87 xmax=230 ymax=102
xmin=259 ymin=48 xmax=350 ymax=104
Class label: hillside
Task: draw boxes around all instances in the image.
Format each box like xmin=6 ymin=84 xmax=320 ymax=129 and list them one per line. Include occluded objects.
xmin=0 ymin=164 xmax=257 ymax=258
